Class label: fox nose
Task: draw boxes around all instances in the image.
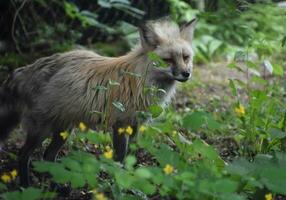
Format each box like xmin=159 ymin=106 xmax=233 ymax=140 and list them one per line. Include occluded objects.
xmin=181 ymin=71 xmax=190 ymax=78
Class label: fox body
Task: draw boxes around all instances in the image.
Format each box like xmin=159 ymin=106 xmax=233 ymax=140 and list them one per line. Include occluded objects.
xmin=0 ymin=18 xmax=196 ymax=186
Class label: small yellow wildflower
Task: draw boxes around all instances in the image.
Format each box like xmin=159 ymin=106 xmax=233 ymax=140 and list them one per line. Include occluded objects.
xmin=10 ymin=169 xmax=17 ymax=179
xmin=163 ymin=164 xmax=174 ymax=175
xmin=1 ymin=173 xmax=11 ymax=183
xmin=103 ymin=149 xmax=113 ymax=159
xmin=60 ymin=131 xmax=69 ymax=140
xmin=125 ymin=126 xmax=133 ymax=135
xmin=95 ymin=192 xmax=107 ymax=200
xmin=235 ymin=104 xmax=245 ymax=117
xmin=139 ymin=125 xmax=147 ymax=133
xmin=79 ymin=122 xmax=87 ymax=132
xmin=91 ymin=188 xmax=98 ymax=194
xmin=118 ymin=127 xmax=125 ymax=135
xmin=265 ymin=193 xmax=273 ymax=200
xmin=172 ymin=130 xmax=177 ymax=137
xmin=105 ymin=145 xmax=111 ymax=150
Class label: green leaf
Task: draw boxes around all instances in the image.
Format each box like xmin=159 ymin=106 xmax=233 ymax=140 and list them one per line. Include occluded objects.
xmin=92 ymin=85 xmax=108 ymax=91
xmin=183 ymin=112 xmax=205 ymax=131
xmin=228 ymin=79 xmax=238 ymax=96
xmin=115 ymin=171 xmax=134 ymax=188
xmin=98 ymin=0 xmax=111 ymax=8
xmin=260 ymin=167 xmax=286 ymax=195
xmin=272 ymin=63 xmax=284 ymax=76
xmin=282 ymin=36 xmax=286 ymax=47
xmin=0 ymin=182 xmax=7 ymax=192
xmin=125 ymin=155 xmax=137 ymax=170
xmin=251 ymin=75 xmax=267 ymax=85
xmin=226 ymin=158 xmax=253 ymax=176
xmin=109 ymin=79 xmax=120 ymax=86
xmin=148 ymin=105 xmax=163 ymax=118
xmin=246 ymin=61 xmax=258 ymax=69
xmin=112 ymin=101 xmax=125 ymax=112
xmin=268 ymin=128 xmax=286 ymax=140
xmin=135 ymin=168 xmax=152 ymax=179
xmin=227 ymin=62 xmax=237 ymax=69
xmin=147 ymin=52 xmax=168 ymax=68
xmin=182 ymin=111 xmax=221 ymax=131
xmin=2 ymin=187 xmax=51 ymax=200
xmin=211 ymin=179 xmax=239 ymax=193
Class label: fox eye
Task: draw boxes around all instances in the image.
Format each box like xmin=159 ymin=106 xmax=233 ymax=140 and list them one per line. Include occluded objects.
xmin=183 ymin=55 xmax=190 ymax=62
xmin=162 ymin=58 xmax=173 ymax=64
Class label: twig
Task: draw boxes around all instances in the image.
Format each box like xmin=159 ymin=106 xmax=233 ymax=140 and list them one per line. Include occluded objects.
xmin=11 ymin=0 xmax=29 ymax=54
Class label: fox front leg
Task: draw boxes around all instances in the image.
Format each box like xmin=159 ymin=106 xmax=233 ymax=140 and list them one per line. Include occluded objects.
xmin=112 ymin=121 xmax=138 ymax=162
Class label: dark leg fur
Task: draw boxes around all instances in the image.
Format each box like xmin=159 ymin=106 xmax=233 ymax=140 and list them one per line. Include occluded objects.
xmin=19 ymin=117 xmax=51 ymax=187
xmin=43 ymin=131 xmax=66 ymax=161
xmin=0 ymin=87 xmax=20 ymax=141
xmin=112 ymin=120 xmax=138 ymax=162
xmin=43 ymin=131 xmax=67 ymax=191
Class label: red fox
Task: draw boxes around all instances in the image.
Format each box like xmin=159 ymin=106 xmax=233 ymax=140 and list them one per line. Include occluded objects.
xmin=0 ymin=18 xmax=196 ymax=186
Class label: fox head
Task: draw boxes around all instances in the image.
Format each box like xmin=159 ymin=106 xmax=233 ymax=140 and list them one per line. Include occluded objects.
xmin=139 ymin=18 xmax=197 ymax=82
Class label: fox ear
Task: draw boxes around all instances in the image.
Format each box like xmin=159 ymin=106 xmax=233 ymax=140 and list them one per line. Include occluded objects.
xmin=139 ymin=23 xmax=162 ymax=49
xmin=180 ymin=18 xmax=197 ymax=43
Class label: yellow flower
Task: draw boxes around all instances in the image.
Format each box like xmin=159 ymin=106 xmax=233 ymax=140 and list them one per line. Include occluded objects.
xmin=125 ymin=126 xmax=133 ymax=135
xmin=95 ymin=192 xmax=107 ymax=200
xmin=172 ymin=130 xmax=177 ymax=137
xmin=139 ymin=125 xmax=147 ymax=133
xmin=235 ymin=104 xmax=245 ymax=117
xmin=265 ymin=193 xmax=273 ymax=200
xmin=163 ymin=164 xmax=174 ymax=175
xmin=60 ymin=131 xmax=69 ymax=140
xmin=91 ymin=188 xmax=98 ymax=194
xmin=103 ymin=149 xmax=113 ymax=159
xmin=118 ymin=127 xmax=125 ymax=135
xmin=10 ymin=169 xmax=17 ymax=179
xmin=79 ymin=122 xmax=87 ymax=132
xmin=1 ymin=173 xmax=11 ymax=183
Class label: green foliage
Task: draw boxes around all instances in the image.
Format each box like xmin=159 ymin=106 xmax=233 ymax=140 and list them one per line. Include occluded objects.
xmin=182 ymin=111 xmax=221 ymax=131
xmin=1 ymin=187 xmax=55 ymax=200
xmin=227 ymin=153 xmax=286 ymax=195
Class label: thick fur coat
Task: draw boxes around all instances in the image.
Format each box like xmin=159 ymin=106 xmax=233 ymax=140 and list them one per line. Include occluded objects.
xmin=0 ymin=18 xmax=197 ymax=186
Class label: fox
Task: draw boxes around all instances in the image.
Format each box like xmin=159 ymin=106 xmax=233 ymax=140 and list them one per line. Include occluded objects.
xmin=0 ymin=18 xmax=197 ymax=186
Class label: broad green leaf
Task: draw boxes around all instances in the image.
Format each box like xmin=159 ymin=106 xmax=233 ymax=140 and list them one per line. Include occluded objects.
xmin=182 ymin=111 xmax=221 ymax=131
xmin=135 ymin=168 xmax=152 ymax=179
xmin=211 ymin=179 xmax=239 ymax=193
xmin=115 ymin=171 xmax=134 ymax=188
xmin=260 ymin=167 xmax=286 ymax=195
